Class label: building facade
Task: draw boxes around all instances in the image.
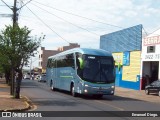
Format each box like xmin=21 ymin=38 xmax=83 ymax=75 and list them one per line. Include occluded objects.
xmin=39 ymin=43 xmax=80 ymax=73
xmin=140 ymin=29 xmax=160 ymax=89
xmin=100 ymin=25 xmax=142 ymax=90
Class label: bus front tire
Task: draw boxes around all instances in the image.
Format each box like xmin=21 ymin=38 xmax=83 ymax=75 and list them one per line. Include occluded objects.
xmin=71 ymin=85 xmax=77 ymax=97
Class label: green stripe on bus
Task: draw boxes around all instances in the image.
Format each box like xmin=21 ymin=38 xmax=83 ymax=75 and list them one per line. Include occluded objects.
xmin=60 ymin=76 xmax=73 ymax=78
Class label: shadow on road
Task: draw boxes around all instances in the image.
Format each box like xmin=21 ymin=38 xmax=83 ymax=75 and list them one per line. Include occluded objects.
xmin=31 ymin=98 xmax=78 ymax=106
xmin=79 ymin=94 xmax=143 ymax=102
xmin=49 ymin=89 xmax=145 ymax=103
xmin=21 ymin=80 xmax=39 ymax=88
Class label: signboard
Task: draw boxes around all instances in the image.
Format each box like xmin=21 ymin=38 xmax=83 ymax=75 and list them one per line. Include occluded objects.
xmin=144 ymin=53 xmax=160 ymax=61
xmin=123 ymin=51 xmax=130 ymax=66
xmin=112 ymin=53 xmax=123 ymax=66
xmin=144 ymin=35 xmax=160 ymax=46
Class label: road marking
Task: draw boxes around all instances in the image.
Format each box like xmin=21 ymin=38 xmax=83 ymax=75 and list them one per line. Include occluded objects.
xmin=94 ymin=100 xmax=124 ymax=111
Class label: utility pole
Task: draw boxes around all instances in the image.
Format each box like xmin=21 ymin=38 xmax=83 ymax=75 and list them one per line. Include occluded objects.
xmin=1 ymin=0 xmax=18 ymax=95
xmin=10 ymin=0 xmax=18 ymax=95
xmin=13 ymin=0 xmax=18 ymax=27
xmin=1 ymin=0 xmax=33 ymax=95
xmin=30 ymin=57 xmax=32 ymax=80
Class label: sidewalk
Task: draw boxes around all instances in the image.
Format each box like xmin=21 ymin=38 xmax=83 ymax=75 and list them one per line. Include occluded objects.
xmin=115 ymin=87 xmax=160 ymax=103
xmin=0 ymin=79 xmax=30 ymax=111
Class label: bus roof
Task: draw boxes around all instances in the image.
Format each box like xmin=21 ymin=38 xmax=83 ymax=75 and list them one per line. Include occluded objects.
xmin=48 ymin=48 xmax=112 ymax=59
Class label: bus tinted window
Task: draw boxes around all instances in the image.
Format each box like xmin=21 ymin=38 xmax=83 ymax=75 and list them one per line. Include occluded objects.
xmin=51 ymin=59 xmax=56 ymax=68
xmin=79 ymin=55 xmax=115 ymax=83
xmin=47 ymin=58 xmax=52 ymax=68
xmin=56 ymin=54 xmax=74 ymax=68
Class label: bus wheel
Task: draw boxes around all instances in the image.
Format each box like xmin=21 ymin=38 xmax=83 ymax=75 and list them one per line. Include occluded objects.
xmin=71 ymin=85 xmax=77 ymax=97
xmin=51 ymin=81 xmax=55 ymax=91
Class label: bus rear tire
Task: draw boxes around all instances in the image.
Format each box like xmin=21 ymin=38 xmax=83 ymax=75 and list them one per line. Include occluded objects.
xmin=71 ymin=85 xmax=77 ymax=97
xmin=51 ymin=81 xmax=55 ymax=91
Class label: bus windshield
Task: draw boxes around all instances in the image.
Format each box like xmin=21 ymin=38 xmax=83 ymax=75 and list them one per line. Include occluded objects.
xmin=77 ymin=55 xmax=115 ymax=84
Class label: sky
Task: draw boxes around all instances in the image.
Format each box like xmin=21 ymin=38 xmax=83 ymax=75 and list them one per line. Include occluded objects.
xmin=0 ymin=0 xmax=160 ymax=68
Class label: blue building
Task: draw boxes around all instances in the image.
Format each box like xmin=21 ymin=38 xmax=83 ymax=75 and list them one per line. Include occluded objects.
xmin=100 ymin=25 xmax=143 ymax=90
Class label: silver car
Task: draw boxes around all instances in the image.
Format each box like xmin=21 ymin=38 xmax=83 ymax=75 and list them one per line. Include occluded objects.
xmin=38 ymin=75 xmax=46 ymax=82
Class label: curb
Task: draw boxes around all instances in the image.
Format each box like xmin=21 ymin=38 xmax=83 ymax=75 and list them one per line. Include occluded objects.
xmin=0 ymin=96 xmax=31 ymax=112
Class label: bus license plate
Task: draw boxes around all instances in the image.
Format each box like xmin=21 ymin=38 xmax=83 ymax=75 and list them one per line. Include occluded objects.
xmin=97 ymin=91 xmax=103 ymax=94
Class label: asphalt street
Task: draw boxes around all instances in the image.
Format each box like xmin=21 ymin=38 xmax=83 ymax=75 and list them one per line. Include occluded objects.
xmin=19 ymin=79 xmax=160 ymax=120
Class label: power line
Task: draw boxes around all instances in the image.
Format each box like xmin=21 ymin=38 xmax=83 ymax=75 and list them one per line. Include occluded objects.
xmin=0 ymin=0 xmax=12 ymax=10
xmin=0 ymin=5 xmax=8 ymax=6
xmin=25 ymin=5 xmax=70 ymax=44
xmin=17 ymin=0 xmax=35 ymax=24
xmin=28 ymin=1 xmax=148 ymax=49
xmin=18 ymin=0 xmax=33 ymax=10
xmin=33 ymin=0 xmax=123 ymax=29
xmin=31 ymin=3 xmax=100 ymax=36
xmin=142 ymin=26 xmax=148 ymax=35
xmin=0 ymin=14 xmax=12 ymax=17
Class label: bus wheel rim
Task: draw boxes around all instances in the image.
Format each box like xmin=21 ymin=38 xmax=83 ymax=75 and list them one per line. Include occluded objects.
xmin=72 ymin=86 xmax=74 ymax=95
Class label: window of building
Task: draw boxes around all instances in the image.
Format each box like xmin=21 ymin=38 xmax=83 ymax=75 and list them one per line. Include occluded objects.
xmin=39 ymin=62 xmax=41 ymax=67
xmin=147 ymin=46 xmax=155 ymax=53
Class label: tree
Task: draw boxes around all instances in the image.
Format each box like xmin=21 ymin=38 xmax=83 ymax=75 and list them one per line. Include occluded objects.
xmin=0 ymin=54 xmax=11 ymax=85
xmin=0 ymin=24 xmax=45 ymax=98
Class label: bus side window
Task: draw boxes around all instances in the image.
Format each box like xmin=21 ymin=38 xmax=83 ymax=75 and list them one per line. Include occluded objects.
xmin=57 ymin=57 xmax=61 ymax=68
xmin=66 ymin=53 xmax=75 ymax=68
xmin=47 ymin=59 xmax=52 ymax=68
xmin=76 ymin=53 xmax=80 ymax=69
xmin=51 ymin=59 xmax=56 ymax=68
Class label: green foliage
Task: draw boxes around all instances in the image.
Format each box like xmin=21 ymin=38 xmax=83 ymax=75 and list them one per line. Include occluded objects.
xmin=0 ymin=24 xmax=45 ymax=70
xmin=0 ymin=24 xmax=45 ymax=98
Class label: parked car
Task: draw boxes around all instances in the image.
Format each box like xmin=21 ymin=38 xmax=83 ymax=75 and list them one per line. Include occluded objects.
xmin=23 ymin=74 xmax=30 ymax=79
xmin=145 ymin=80 xmax=160 ymax=96
xmin=38 ymin=75 xmax=46 ymax=82
xmin=35 ymin=75 xmax=41 ymax=80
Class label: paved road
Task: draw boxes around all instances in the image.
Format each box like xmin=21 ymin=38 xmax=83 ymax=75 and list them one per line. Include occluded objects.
xmin=20 ymin=79 xmax=160 ymax=120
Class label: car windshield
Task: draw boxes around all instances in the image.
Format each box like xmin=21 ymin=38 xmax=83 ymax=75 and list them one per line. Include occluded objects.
xmin=77 ymin=55 xmax=115 ymax=83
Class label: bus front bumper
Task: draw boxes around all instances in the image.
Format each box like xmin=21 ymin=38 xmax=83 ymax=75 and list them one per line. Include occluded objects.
xmin=80 ymin=86 xmax=115 ymax=95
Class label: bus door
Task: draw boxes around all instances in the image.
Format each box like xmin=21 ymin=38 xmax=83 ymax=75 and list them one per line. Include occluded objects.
xmin=75 ymin=52 xmax=84 ymax=92
xmin=51 ymin=58 xmax=58 ymax=88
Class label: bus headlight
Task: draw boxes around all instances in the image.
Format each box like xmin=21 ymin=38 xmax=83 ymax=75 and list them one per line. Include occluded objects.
xmin=111 ymin=86 xmax=114 ymax=88
xmin=85 ymin=84 xmax=89 ymax=87
xmin=111 ymin=91 xmax=114 ymax=94
xmin=84 ymin=89 xmax=88 ymax=93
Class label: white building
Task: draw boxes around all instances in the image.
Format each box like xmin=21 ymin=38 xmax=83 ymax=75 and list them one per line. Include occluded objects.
xmin=141 ymin=29 xmax=160 ymax=89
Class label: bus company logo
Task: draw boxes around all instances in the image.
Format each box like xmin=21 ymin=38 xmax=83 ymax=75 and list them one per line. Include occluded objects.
xmin=2 ymin=112 xmax=11 ymax=117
